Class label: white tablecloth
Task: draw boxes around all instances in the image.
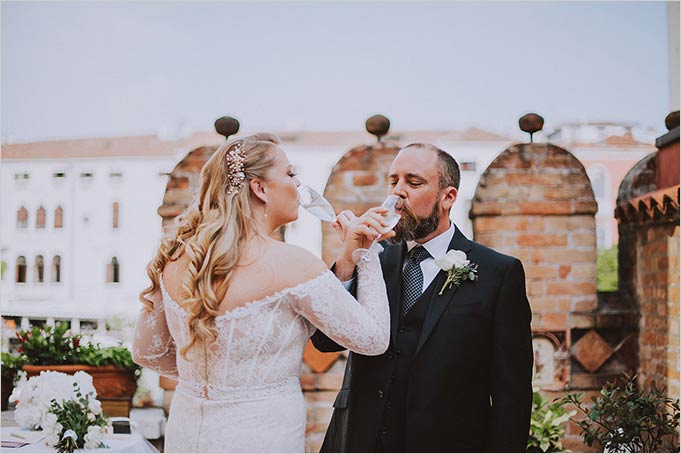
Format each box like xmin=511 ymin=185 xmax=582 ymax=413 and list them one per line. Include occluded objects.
xmin=1 ymin=413 xmax=158 ymax=453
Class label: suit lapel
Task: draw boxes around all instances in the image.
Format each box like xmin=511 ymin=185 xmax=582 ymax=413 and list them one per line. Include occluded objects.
xmin=380 ymin=242 xmax=406 ymax=347
xmin=413 ymin=228 xmax=473 ymax=358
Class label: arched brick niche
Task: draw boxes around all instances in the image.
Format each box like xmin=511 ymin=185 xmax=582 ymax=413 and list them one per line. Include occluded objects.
xmin=470 ymin=143 xmax=598 ymax=331
xmin=321 ymin=142 xmax=401 ymax=265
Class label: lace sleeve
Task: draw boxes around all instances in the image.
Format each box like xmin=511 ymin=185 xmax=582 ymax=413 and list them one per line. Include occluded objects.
xmin=132 ymin=290 xmax=179 ymax=380
xmin=290 ymin=250 xmax=390 ymax=356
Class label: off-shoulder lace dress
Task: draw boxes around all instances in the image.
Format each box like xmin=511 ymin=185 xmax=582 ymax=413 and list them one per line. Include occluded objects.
xmin=132 ymin=250 xmax=388 ymax=453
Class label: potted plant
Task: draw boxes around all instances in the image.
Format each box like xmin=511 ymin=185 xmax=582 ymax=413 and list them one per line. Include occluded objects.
xmin=1 ymin=352 xmax=26 ymax=410
xmin=16 ymin=322 xmax=141 ymax=416
xmin=527 ymin=387 xmax=575 ymax=452
xmin=561 ymin=374 xmax=680 ymax=453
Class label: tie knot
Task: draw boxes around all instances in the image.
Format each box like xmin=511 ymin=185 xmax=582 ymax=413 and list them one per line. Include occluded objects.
xmin=408 ymin=246 xmax=430 ymax=264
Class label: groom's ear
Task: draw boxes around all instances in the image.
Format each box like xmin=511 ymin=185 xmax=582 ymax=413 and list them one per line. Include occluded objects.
xmin=249 ymin=178 xmax=268 ymax=204
xmin=441 ymin=186 xmax=458 ymax=210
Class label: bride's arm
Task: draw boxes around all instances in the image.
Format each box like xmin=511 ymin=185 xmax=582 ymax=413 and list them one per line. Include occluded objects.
xmin=132 ymin=289 xmax=179 ymax=380
xmin=291 ymin=250 xmax=389 ymax=356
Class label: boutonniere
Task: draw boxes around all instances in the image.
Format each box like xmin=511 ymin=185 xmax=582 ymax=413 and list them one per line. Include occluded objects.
xmin=434 ymin=250 xmax=478 ymax=295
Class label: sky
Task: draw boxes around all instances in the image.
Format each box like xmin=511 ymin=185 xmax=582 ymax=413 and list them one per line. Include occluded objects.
xmin=0 ymin=1 xmax=673 ymax=143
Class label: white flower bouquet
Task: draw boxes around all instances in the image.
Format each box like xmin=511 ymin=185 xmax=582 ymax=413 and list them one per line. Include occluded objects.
xmin=10 ymin=370 xmax=110 ymax=453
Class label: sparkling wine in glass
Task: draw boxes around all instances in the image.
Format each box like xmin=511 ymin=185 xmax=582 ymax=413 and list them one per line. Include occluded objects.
xmin=298 ymin=185 xmax=337 ymax=223
xmin=353 ymin=194 xmax=401 ymax=263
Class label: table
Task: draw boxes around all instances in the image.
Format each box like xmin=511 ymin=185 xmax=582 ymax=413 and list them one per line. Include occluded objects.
xmin=1 ymin=411 xmax=158 ymax=453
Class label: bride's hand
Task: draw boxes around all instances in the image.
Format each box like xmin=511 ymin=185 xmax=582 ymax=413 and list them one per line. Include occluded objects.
xmin=336 ymin=208 xmax=395 ymax=260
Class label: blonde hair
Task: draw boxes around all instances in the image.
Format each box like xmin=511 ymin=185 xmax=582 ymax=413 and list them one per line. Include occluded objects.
xmin=139 ymin=133 xmax=281 ymax=357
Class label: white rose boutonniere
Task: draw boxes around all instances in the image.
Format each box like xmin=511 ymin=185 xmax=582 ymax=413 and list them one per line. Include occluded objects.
xmin=434 ymin=249 xmax=478 ymax=295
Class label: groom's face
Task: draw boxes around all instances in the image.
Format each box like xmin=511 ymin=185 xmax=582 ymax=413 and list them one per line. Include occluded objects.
xmin=387 ymin=147 xmax=443 ymax=241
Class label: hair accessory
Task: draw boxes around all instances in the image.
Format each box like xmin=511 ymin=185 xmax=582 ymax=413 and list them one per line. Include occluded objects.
xmin=225 ymin=142 xmax=245 ymax=196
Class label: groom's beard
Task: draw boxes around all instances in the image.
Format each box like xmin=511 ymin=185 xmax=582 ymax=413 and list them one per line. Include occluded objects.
xmin=388 ymin=199 xmax=440 ymax=244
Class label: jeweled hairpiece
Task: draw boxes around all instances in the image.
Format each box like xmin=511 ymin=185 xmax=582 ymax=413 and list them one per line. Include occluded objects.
xmin=225 ymin=142 xmax=246 ymax=196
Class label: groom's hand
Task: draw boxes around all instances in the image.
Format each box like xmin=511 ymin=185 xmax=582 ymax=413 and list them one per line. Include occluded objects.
xmin=333 ymin=208 xmax=395 ymax=281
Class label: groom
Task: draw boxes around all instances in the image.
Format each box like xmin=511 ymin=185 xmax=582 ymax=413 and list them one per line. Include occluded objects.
xmin=312 ymin=143 xmax=533 ymax=452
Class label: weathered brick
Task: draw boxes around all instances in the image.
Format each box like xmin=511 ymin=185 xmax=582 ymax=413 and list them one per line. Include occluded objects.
xmin=547 ymin=282 xmax=597 ymax=295
xmin=352 ymin=173 xmax=378 ymax=187
xmin=540 ymin=312 xmax=568 ymax=330
xmin=525 ymin=265 xmax=557 ymax=279
xmin=518 ymin=234 xmax=568 ymax=247
xmin=571 ymin=233 xmax=596 ymax=247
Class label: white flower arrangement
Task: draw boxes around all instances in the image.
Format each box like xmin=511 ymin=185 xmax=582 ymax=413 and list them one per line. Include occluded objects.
xmin=434 ymin=249 xmax=479 ymax=295
xmin=10 ymin=371 xmax=110 ymax=453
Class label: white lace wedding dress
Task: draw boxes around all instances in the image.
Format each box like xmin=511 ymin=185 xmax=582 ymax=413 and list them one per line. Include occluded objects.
xmin=132 ymin=250 xmax=389 ymax=453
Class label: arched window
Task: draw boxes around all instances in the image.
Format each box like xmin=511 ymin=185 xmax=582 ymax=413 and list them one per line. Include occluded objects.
xmin=113 ymin=202 xmax=119 ymax=229
xmin=17 ymin=207 xmax=28 ymax=228
xmin=52 ymin=255 xmax=61 ymax=283
xmin=36 ymin=206 xmax=46 ymax=229
xmin=587 ymin=166 xmax=609 ymax=199
xmin=107 ymin=257 xmax=120 ymax=283
xmin=16 ymin=256 xmax=27 ymax=283
xmin=54 ymin=206 xmax=63 ymax=228
xmin=34 ymin=255 xmax=44 ymax=283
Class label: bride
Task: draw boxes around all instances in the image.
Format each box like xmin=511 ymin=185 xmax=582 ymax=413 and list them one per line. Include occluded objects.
xmin=132 ymin=133 xmax=391 ymax=453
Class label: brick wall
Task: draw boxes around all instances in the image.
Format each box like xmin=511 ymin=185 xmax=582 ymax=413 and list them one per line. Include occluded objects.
xmin=470 ymin=143 xmax=598 ymax=333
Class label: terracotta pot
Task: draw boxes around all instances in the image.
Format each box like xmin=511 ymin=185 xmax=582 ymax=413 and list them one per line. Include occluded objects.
xmin=22 ymin=364 xmax=137 ymax=416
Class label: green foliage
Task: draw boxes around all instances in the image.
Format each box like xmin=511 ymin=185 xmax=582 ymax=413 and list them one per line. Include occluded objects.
xmin=597 ymin=246 xmax=618 ymax=292
xmin=50 ymin=383 xmax=109 ymax=453
xmin=16 ymin=322 xmax=141 ymax=377
xmin=1 ymin=260 xmax=6 ymax=279
xmin=1 ymin=352 xmax=27 ymax=381
xmin=527 ymin=388 xmax=575 ymax=452
xmin=17 ymin=323 xmax=82 ymax=365
xmin=561 ymin=375 xmax=680 ymax=453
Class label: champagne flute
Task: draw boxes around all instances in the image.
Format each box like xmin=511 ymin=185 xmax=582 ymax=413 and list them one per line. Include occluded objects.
xmin=298 ymin=185 xmax=337 ymax=223
xmin=353 ymin=194 xmax=401 ymax=263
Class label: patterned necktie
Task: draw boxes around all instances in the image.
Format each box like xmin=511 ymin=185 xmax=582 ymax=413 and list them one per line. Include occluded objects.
xmin=401 ymin=246 xmax=431 ymax=316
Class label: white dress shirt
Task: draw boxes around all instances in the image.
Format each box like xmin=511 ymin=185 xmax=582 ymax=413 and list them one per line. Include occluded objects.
xmin=342 ymin=222 xmax=457 ymax=293
xmin=405 ymin=222 xmax=456 ymax=293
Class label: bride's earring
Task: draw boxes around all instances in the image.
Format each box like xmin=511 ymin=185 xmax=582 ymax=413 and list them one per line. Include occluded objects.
xmin=264 ymin=199 xmax=268 ymax=218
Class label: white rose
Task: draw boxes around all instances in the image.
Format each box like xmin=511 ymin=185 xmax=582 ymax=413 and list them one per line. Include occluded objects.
xmin=40 ymin=412 xmax=58 ymax=431
xmin=88 ymin=413 xmax=96 ymax=422
xmin=434 ymin=250 xmax=469 ymax=271
xmin=88 ymin=399 xmax=102 ymax=415
xmin=84 ymin=425 xmax=105 ymax=449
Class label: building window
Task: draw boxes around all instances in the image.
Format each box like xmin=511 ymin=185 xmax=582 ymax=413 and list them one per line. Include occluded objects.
xmin=17 ymin=207 xmax=28 ymax=228
xmin=34 ymin=255 xmax=44 ymax=283
xmin=55 ymin=206 xmax=64 ymax=228
xmin=107 ymin=257 xmax=120 ymax=283
xmin=36 ymin=206 xmax=46 ymax=229
xmin=110 ymin=171 xmax=123 ymax=180
xmin=52 ymin=255 xmax=61 ymax=283
xmin=53 ymin=172 xmax=66 ymax=179
xmin=14 ymin=172 xmax=30 ymax=181
xmin=113 ymin=202 xmax=119 ymax=229
xmin=16 ymin=256 xmax=27 ymax=283
xmin=588 ymin=167 xmax=608 ymax=199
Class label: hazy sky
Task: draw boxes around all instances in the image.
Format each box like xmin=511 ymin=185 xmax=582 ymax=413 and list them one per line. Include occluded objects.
xmin=1 ymin=1 xmax=672 ymax=142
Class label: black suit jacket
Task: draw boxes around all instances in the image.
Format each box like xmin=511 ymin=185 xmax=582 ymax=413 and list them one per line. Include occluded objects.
xmin=312 ymin=227 xmax=533 ymax=452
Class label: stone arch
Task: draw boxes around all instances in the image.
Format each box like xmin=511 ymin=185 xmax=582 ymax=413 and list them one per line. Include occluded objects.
xmin=470 ymin=143 xmax=598 ymax=329
xmin=321 ymin=142 xmax=401 ymax=264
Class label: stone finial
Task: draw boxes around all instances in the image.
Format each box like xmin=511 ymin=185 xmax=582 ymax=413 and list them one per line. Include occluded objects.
xmin=519 ymin=113 xmax=544 ymax=143
xmin=214 ymin=116 xmax=240 ymax=139
xmin=665 ymin=111 xmax=680 ymax=131
xmin=365 ymin=114 xmax=390 ymax=143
